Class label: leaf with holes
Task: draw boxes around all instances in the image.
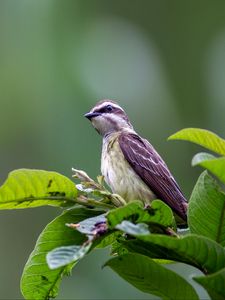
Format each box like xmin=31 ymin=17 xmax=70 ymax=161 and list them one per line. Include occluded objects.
xmin=105 ymin=253 xmax=199 ymax=300
xmin=0 ymin=169 xmax=77 ymax=209
xmin=107 ymin=200 xmax=175 ymax=230
xmin=188 ymin=171 xmax=225 ymax=246
xmin=169 ymin=128 xmax=225 ymax=156
xmin=21 ymin=207 xmax=102 ymax=300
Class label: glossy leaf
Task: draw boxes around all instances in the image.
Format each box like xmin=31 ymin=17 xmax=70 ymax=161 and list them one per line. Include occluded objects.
xmin=194 ymin=268 xmax=225 ymax=300
xmin=21 ymin=207 xmax=102 ymax=300
xmin=0 ymin=169 xmax=77 ymax=209
xmin=47 ymin=244 xmax=91 ymax=269
xmin=192 ymin=152 xmax=225 ymax=184
xmin=118 ymin=228 xmax=225 ymax=274
xmin=116 ymin=221 xmax=150 ymax=235
xmin=169 ymin=128 xmax=225 ymax=156
xmin=189 ymin=171 xmax=225 ymax=246
xmin=105 ymin=253 xmax=199 ymax=300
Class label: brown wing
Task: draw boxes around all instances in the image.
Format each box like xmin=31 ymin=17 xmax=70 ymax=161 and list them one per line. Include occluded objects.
xmin=119 ymin=132 xmax=187 ymax=221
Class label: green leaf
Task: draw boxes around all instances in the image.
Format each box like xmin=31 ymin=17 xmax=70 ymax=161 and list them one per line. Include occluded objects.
xmin=192 ymin=152 xmax=216 ymax=165
xmin=47 ymin=244 xmax=91 ymax=269
xmin=116 ymin=221 xmax=150 ymax=235
xmin=188 ymin=171 xmax=225 ymax=246
xmin=192 ymin=152 xmax=225 ymax=184
xmin=0 ymin=169 xmax=77 ymax=209
xmin=95 ymin=231 xmax=120 ymax=249
xmin=21 ymin=207 xmax=102 ymax=300
xmin=169 ymin=128 xmax=225 ymax=156
xmin=122 ymin=239 xmax=165 ymax=259
xmin=143 ymin=199 xmax=175 ymax=229
xmin=119 ymin=229 xmax=225 ymax=274
xmin=194 ymin=268 xmax=225 ymax=300
xmin=111 ymin=239 xmax=129 ymax=256
xmin=107 ymin=200 xmax=175 ymax=230
xmin=107 ymin=201 xmax=144 ymax=228
xmin=105 ymin=253 xmax=199 ymax=300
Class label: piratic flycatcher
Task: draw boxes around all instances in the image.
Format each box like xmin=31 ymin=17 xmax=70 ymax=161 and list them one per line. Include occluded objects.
xmin=85 ymin=100 xmax=187 ymax=221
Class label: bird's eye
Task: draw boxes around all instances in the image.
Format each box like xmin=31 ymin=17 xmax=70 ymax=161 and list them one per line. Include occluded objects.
xmin=106 ymin=104 xmax=113 ymax=112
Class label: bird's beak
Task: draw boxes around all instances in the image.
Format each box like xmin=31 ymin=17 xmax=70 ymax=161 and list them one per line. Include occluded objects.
xmin=84 ymin=112 xmax=101 ymax=120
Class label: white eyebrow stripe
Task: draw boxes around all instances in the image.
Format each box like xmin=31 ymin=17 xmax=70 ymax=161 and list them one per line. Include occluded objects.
xmin=93 ymin=101 xmax=125 ymax=112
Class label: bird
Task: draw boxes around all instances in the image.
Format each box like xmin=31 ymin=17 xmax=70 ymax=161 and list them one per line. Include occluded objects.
xmin=84 ymin=99 xmax=188 ymax=222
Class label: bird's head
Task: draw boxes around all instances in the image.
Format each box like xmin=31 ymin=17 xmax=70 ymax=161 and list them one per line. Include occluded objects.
xmin=85 ymin=100 xmax=133 ymax=136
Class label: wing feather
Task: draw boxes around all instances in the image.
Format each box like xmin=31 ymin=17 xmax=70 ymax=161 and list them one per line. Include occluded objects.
xmin=119 ymin=132 xmax=187 ymax=221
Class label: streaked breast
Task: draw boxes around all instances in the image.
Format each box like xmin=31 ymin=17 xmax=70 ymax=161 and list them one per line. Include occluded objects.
xmin=101 ymin=133 xmax=155 ymax=203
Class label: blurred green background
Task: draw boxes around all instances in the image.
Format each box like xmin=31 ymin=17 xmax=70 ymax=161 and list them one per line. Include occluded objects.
xmin=0 ymin=0 xmax=225 ymax=299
